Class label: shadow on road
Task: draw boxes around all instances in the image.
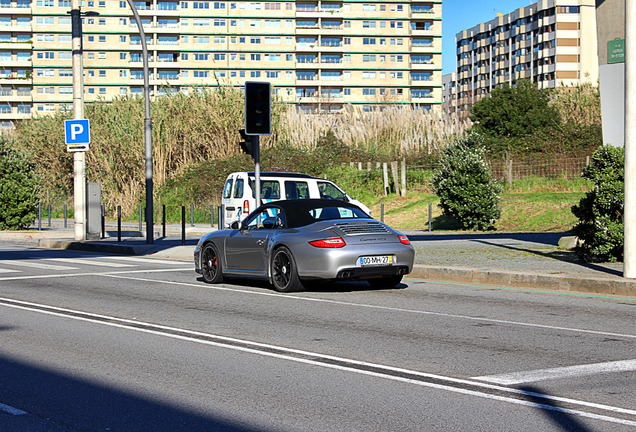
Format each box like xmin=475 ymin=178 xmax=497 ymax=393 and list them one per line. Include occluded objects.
xmin=518 ymin=385 xmax=595 ymax=432
xmin=0 ymin=351 xmax=265 ymax=432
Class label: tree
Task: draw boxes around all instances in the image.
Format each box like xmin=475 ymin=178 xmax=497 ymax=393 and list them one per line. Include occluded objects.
xmin=431 ymin=133 xmax=502 ymax=231
xmin=0 ymin=137 xmax=39 ymax=230
xmin=571 ymin=145 xmax=624 ymax=262
xmin=469 ymin=80 xmax=559 ymax=138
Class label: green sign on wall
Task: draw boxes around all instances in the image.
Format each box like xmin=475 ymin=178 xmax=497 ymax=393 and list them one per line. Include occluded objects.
xmin=608 ymin=38 xmax=625 ymax=64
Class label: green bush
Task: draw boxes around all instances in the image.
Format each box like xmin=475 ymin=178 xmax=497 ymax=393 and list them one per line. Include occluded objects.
xmin=431 ymin=133 xmax=502 ymax=231
xmin=571 ymin=145 xmax=624 ymax=262
xmin=0 ymin=137 xmax=40 ymax=230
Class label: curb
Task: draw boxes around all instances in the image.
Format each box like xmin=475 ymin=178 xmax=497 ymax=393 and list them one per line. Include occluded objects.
xmin=410 ymin=265 xmax=636 ymax=297
xmin=38 ymin=239 xmax=162 ymax=256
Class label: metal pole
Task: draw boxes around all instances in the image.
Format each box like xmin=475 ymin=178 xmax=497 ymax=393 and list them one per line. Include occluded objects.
xmin=117 ymin=205 xmax=121 ymax=242
xmin=211 ymin=204 xmax=214 ymax=227
xmin=71 ymin=2 xmax=86 ymax=241
xmin=38 ymin=203 xmax=41 ymax=231
xmin=254 ymin=135 xmax=261 ymax=208
xmin=181 ymin=206 xmax=186 ymax=246
xmin=162 ymin=204 xmax=166 ymax=238
xmin=380 ymin=202 xmax=384 ymax=223
xmin=64 ymin=204 xmax=67 ymax=228
xmin=428 ymin=202 xmax=432 ymax=232
xmin=101 ymin=204 xmax=105 ymax=239
xmin=139 ymin=204 xmax=142 ymax=232
xmin=191 ymin=204 xmax=194 ymax=227
xmin=626 ymin=0 xmax=636 ymax=277
xmin=126 ymin=0 xmax=153 ymax=245
xmin=48 ymin=204 xmax=51 ymax=227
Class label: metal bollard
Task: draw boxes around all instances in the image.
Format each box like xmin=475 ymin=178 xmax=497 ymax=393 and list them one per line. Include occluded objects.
xmin=48 ymin=204 xmax=51 ymax=227
xmin=38 ymin=203 xmax=41 ymax=231
xmin=117 ymin=206 xmax=122 ymax=242
xmin=139 ymin=205 xmax=142 ymax=232
xmin=428 ymin=202 xmax=432 ymax=232
xmin=162 ymin=204 xmax=166 ymax=238
xmin=211 ymin=204 xmax=214 ymax=228
xmin=181 ymin=206 xmax=186 ymax=245
xmin=64 ymin=204 xmax=67 ymax=228
xmin=380 ymin=202 xmax=384 ymax=223
xmin=191 ymin=204 xmax=194 ymax=227
xmin=101 ymin=205 xmax=105 ymax=239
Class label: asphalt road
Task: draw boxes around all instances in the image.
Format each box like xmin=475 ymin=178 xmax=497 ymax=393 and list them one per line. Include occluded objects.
xmin=0 ymin=243 xmax=634 ymax=431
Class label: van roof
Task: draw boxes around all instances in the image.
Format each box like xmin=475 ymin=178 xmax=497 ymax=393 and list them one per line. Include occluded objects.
xmin=230 ymin=172 xmax=321 ymax=180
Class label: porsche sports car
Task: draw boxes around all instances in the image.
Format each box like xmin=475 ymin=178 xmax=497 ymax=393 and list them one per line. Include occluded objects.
xmin=194 ymin=199 xmax=415 ymax=292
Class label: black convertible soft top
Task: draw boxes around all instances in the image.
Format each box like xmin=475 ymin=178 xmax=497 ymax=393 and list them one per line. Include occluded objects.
xmin=253 ymin=199 xmax=370 ymax=228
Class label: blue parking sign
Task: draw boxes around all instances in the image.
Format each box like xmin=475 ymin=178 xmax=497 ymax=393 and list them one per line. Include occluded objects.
xmin=65 ymin=119 xmax=90 ymax=144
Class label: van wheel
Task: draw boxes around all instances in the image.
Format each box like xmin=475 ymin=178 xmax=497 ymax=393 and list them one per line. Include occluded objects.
xmin=271 ymin=246 xmax=304 ymax=292
xmin=201 ymin=243 xmax=224 ymax=284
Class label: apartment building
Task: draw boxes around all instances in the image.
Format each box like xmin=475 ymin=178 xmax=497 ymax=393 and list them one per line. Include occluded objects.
xmin=454 ymin=0 xmax=598 ymax=117
xmin=0 ymin=0 xmax=442 ymax=126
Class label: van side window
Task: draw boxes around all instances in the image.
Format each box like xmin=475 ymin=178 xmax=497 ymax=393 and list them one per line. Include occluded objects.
xmin=223 ymin=178 xmax=233 ymax=199
xmin=285 ymin=181 xmax=309 ymax=199
xmin=233 ymin=179 xmax=244 ymax=198
xmin=318 ymin=181 xmax=346 ymax=201
xmin=259 ymin=180 xmax=281 ymax=200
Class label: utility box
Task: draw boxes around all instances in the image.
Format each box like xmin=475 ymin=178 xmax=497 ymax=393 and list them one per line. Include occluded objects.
xmin=86 ymin=182 xmax=102 ymax=240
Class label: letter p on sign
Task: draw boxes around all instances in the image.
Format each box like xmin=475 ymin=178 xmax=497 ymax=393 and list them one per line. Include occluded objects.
xmin=65 ymin=119 xmax=90 ymax=152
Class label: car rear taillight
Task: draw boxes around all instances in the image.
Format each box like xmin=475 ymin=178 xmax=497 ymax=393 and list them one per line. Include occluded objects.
xmin=309 ymin=237 xmax=346 ymax=248
xmin=243 ymin=200 xmax=250 ymax=214
xmin=399 ymin=235 xmax=411 ymax=245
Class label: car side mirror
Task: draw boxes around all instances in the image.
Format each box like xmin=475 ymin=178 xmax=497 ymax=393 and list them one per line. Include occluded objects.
xmin=230 ymin=221 xmax=240 ymax=230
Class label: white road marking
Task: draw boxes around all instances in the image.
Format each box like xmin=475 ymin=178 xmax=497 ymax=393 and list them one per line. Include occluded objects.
xmin=99 ymin=256 xmax=187 ymax=265
xmin=0 ymin=268 xmax=192 ymax=282
xmin=1 ymin=260 xmax=77 ymax=271
xmin=0 ymin=268 xmax=20 ymax=274
xmin=105 ymin=274 xmax=636 ymax=341
xmin=474 ymin=359 xmax=636 ymax=385
xmin=1 ymin=297 xmax=635 ymax=427
xmin=45 ymin=257 xmax=136 ymax=268
xmin=0 ymin=401 xmax=27 ymax=415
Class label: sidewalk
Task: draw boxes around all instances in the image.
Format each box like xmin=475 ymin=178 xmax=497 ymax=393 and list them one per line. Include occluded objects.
xmin=2 ymin=221 xmax=634 ymax=297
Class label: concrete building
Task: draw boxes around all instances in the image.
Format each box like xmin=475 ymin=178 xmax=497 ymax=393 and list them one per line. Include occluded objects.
xmin=441 ymin=71 xmax=456 ymax=116
xmin=0 ymin=0 xmax=442 ymax=126
xmin=454 ymin=0 xmax=598 ymax=117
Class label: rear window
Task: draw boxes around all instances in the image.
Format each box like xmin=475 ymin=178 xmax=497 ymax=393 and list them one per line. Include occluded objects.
xmin=285 ymin=181 xmax=310 ymax=199
xmin=233 ymin=179 xmax=244 ymax=198
xmin=223 ymin=178 xmax=233 ymax=199
xmin=308 ymin=206 xmax=367 ymax=221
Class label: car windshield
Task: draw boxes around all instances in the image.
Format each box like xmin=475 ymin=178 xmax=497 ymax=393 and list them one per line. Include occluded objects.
xmin=308 ymin=206 xmax=368 ymax=221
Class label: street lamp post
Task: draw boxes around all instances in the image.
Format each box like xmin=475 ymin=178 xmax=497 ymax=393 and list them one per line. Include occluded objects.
xmin=69 ymin=2 xmax=97 ymax=241
xmin=126 ymin=0 xmax=154 ymax=244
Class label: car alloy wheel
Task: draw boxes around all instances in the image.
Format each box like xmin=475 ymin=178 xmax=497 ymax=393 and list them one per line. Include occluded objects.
xmin=201 ymin=243 xmax=224 ymax=284
xmin=271 ymin=246 xmax=304 ymax=292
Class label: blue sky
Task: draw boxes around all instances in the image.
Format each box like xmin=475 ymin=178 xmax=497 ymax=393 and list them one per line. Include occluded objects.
xmin=442 ymin=0 xmax=534 ymax=74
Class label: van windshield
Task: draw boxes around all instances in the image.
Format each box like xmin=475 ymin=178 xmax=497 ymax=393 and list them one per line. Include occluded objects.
xmin=317 ymin=181 xmax=347 ymax=201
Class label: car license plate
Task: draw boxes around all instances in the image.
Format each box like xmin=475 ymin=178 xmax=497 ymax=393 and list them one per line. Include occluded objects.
xmin=358 ymin=255 xmax=393 ymax=267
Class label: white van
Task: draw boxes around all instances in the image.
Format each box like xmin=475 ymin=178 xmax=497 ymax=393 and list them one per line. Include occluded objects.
xmin=221 ymin=172 xmax=371 ymax=228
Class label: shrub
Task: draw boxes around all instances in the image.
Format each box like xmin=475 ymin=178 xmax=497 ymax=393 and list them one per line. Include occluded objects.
xmin=431 ymin=133 xmax=502 ymax=230
xmin=0 ymin=137 xmax=40 ymax=230
xmin=571 ymin=145 xmax=624 ymax=262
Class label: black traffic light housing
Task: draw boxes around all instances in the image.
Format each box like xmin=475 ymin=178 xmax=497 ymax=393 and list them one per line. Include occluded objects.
xmin=245 ymin=81 xmax=271 ymax=135
xmin=239 ymin=129 xmax=255 ymax=159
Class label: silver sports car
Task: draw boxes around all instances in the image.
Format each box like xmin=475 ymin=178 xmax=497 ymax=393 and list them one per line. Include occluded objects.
xmin=194 ymin=199 xmax=415 ymax=292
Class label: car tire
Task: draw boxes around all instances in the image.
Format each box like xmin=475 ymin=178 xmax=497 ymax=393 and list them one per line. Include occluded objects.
xmin=271 ymin=246 xmax=304 ymax=293
xmin=201 ymin=243 xmax=224 ymax=284
xmin=368 ymin=275 xmax=403 ymax=289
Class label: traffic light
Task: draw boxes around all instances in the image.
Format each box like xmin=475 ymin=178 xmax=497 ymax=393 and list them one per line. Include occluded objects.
xmin=245 ymin=81 xmax=271 ymax=135
xmin=238 ymin=129 xmax=254 ymax=158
